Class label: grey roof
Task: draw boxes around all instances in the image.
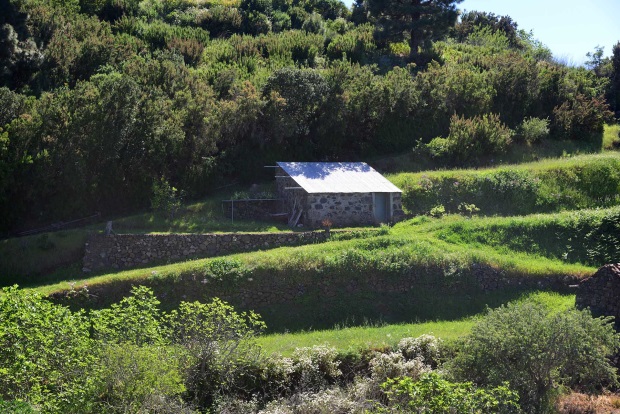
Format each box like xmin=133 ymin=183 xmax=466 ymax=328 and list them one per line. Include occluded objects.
xmin=277 ymin=162 xmax=402 ymax=194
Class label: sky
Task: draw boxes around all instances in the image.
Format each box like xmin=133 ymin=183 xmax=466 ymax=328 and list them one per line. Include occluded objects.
xmin=459 ymin=0 xmax=619 ymax=65
xmin=341 ymin=0 xmax=620 ymax=66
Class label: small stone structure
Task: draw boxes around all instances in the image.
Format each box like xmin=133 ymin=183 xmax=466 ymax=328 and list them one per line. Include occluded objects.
xmin=576 ymin=263 xmax=620 ymax=329
xmin=276 ymin=162 xmax=405 ymax=228
xmin=83 ymin=231 xmax=329 ymax=272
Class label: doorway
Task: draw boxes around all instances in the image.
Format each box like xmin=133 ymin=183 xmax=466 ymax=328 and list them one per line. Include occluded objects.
xmin=373 ymin=193 xmax=390 ymax=223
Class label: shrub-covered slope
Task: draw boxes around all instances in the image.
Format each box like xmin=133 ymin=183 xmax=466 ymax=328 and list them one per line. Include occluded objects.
xmin=1 ymin=0 xmax=617 ymax=232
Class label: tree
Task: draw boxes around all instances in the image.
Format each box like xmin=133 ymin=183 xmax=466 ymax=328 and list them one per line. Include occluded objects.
xmin=366 ymin=0 xmax=462 ymax=59
xmin=585 ymin=45 xmax=605 ymax=77
xmin=608 ymin=42 xmax=620 ymax=117
xmin=455 ymin=11 xmax=520 ymax=49
xmin=448 ymin=300 xmax=620 ymax=414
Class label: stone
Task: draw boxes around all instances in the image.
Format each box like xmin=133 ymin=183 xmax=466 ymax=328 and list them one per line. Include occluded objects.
xmin=576 ymin=264 xmax=620 ymax=329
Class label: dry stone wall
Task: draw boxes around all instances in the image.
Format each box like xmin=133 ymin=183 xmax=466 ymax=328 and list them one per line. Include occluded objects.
xmin=83 ymin=231 xmax=328 ymax=273
xmin=576 ymin=263 xmax=620 ymax=329
xmin=59 ymin=260 xmax=580 ymax=314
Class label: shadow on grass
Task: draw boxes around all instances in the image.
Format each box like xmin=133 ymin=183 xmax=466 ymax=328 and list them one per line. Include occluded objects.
xmin=242 ymin=287 xmax=565 ymax=334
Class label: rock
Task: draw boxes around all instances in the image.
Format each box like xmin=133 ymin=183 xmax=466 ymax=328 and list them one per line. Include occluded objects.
xmin=576 ymin=263 xmax=620 ymax=329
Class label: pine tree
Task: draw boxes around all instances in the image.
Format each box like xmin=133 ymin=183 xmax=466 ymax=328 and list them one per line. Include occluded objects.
xmin=366 ymin=0 xmax=462 ymax=58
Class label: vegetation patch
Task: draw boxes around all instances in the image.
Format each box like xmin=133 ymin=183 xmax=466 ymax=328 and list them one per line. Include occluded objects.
xmin=391 ymin=152 xmax=620 ymax=216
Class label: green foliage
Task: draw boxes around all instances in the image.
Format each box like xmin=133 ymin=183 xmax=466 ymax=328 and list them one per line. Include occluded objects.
xmin=166 ymin=298 xmax=266 ymax=407
xmin=424 ymin=113 xmax=513 ymax=165
xmin=96 ymin=343 xmax=188 ymax=413
xmin=0 ymin=399 xmax=38 ymax=414
xmin=203 ymin=257 xmax=250 ymax=282
xmin=0 ymin=286 xmax=97 ymax=413
xmin=518 ymin=117 xmax=549 ymax=144
xmin=552 ymin=93 xmax=613 ymax=140
xmin=326 ymin=23 xmax=376 ymax=62
xmin=455 ymin=11 xmax=520 ymax=49
xmin=1 ymin=284 xmax=267 ymax=412
xmin=381 ymin=372 xmax=521 ymax=413
xmin=448 ymin=300 xmax=620 ymax=413
xmin=395 ymin=154 xmax=620 ymax=217
xmin=152 ymin=177 xmax=183 ymax=220
xmin=366 ymin=0 xmax=462 ymax=58
xmin=466 ymin=25 xmax=510 ymax=50
xmin=91 ymin=285 xmax=167 ymax=346
xmin=429 ymin=204 xmax=446 ymax=218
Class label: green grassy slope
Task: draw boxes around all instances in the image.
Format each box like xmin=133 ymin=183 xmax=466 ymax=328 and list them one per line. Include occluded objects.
xmin=389 ymin=152 xmax=620 ymax=216
xmin=31 ymin=212 xmax=595 ymax=333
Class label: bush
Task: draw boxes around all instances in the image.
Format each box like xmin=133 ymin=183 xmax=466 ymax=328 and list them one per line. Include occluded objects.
xmin=291 ymin=345 xmax=342 ymax=392
xmin=551 ymin=94 xmax=613 ymax=140
xmin=0 ymin=286 xmax=98 ymax=413
xmin=96 ymin=344 xmax=188 ymax=412
xmin=381 ymin=372 xmax=521 ymax=413
xmin=397 ymin=334 xmax=443 ymax=367
xmin=151 ymin=177 xmax=183 ymax=220
xmin=518 ymin=117 xmax=549 ymax=144
xmin=448 ymin=300 xmax=620 ymax=413
xmin=425 ymin=113 xmax=513 ymax=165
xmin=0 ymin=399 xmax=38 ymax=414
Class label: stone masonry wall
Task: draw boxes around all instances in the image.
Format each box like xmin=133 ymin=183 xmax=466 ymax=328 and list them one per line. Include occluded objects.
xmin=305 ymin=193 xmax=375 ymax=228
xmin=83 ymin=231 xmax=328 ymax=273
xmin=392 ymin=193 xmax=405 ymax=222
xmin=576 ymin=263 xmax=620 ymax=329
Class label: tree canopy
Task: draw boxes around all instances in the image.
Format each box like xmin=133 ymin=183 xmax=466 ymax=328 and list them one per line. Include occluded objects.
xmin=365 ymin=0 xmax=462 ymax=58
xmin=0 ymin=0 xmax=615 ymax=233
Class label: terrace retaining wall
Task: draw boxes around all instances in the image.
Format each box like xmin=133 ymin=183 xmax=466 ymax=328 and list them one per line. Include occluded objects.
xmin=83 ymin=231 xmax=329 ymax=272
xmin=576 ymin=263 xmax=620 ymax=329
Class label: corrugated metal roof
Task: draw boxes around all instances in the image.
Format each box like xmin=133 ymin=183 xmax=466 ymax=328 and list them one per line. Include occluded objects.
xmin=277 ymin=162 xmax=402 ymax=194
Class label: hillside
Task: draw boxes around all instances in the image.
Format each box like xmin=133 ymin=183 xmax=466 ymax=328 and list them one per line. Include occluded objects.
xmin=1 ymin=0 xmax=618 ymax=233
xmin=2 ymin=0 xmax=620 ymax=412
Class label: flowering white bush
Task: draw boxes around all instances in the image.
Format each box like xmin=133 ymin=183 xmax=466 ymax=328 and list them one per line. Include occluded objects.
xmin=397 ymin=334 xmax=443 ymax=366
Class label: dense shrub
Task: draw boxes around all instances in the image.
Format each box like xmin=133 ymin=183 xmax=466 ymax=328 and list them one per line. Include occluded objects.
xmin=448 ymin=300 xmax=620 ymax=413
xmin=397 ymin=334 xmax=443 ymax=367
xmin=517 ymin=116 xmax=549 ymax=144
xmin=551 ymin=94 xmax=613 ymax=140
xmin=0 ymin=286 xmax=98 ymax=412
xmin=424 ymin=113 xmax=513 ymax=165
xmin=381 ymin=372 xmax=521 ymax=414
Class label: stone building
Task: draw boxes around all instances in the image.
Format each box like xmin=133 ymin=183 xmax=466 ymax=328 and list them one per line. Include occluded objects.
xmin=275 ymin=162 xmax=404 ymax=228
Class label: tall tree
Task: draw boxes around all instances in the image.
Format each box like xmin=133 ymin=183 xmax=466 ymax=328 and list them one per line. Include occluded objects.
xmin=366 ymin=0 xmax=462 ymax=58
xmin=609 ymin=42 xmax=620 ymax=117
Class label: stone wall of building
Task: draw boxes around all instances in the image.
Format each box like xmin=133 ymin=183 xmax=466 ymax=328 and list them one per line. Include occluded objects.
xmin=576 ymin=263 xmax=620 ymax=329
xmin=83 ymin=231 xmax=329 ymax=272
xmin=304 ymin=192 xmax=375 ymax=228
xmin=392 ymin=193 xmax=405 ymax=222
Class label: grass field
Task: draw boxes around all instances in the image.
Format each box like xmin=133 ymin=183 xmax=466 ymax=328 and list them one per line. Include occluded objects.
xmin=257 ymin=291 xmax=576 ymax=355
